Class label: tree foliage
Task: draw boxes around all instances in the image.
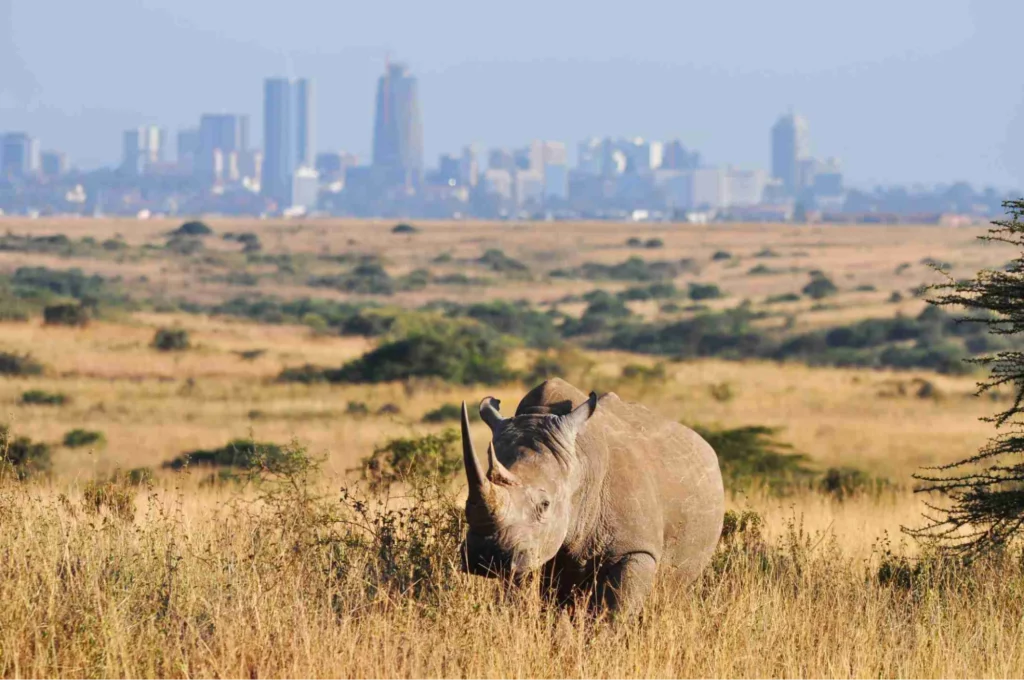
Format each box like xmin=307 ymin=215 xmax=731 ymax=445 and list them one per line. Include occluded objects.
xmin=907 ymin=200 xmax=1024 ymax=556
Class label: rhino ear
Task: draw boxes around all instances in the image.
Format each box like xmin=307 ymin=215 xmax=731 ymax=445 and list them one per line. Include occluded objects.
xmin=478 ymin=397 xmax=509 ymax=435
xmin=560 ymin=391 xmax=598 ymax=438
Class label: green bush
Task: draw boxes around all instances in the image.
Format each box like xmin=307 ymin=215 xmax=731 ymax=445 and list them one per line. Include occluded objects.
xmin=0 ymin=424 xmax=51 ymax=479
xmin=803 ymin=273 xmax=839 ymax=300
xmin=477 ymin=249 xmax=529 ymax=276
xmin=422 ymin=403 xmax=463 ymax=423
xmin=694 ymin=424 xmax=813 ymax=491
xmin=359 ymin=429 xmax=462 ymax=492
xmin=162 ymin=439 xmax=286 ymax=471
xmin=392 ymin=223 xmax=419 ymax=234
xmin=152 ymin=327 xmax=190 ymax=351
xmin=711 ymin=250 xmax=733 ymax=261
xmin=170 ymin=220 xmax=213 ymax=237
xmin=346 ymin=401 xmax=370 ymax=416
xmin=644 ymin=238 xmax=664 ymax=249
xmin=688 ymin=282 xmax=725 ymax=300
xmin=12 ymin=266 xmax=107 ymax=301
xmin=21 ymin=389 xmax=68 ymax=406
xmin=63 ymin=428 xmax=105 ymax=448
xmin=0 ymin=351 xmax=44 ymax=376
xmin=322 ymin=320 xmax=512 ymax=386
xmin=43 ymin=302 xmax=89 ymax=326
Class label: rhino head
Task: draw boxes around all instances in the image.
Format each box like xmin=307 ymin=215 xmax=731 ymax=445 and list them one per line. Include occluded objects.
xmin=459 ymin=392 xmax=598 ymax=577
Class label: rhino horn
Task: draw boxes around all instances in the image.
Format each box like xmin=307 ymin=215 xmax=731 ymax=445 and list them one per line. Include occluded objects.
xmin=478 ymin=396 xmax=508 ymax=434
xmin=461 ymin=401 xmax=490 ymax=502
xmin=486 ymin=441 xmax=521 ymax=487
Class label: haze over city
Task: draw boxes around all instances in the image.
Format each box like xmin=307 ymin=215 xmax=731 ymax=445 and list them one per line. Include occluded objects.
xmin=3 ymin=0 xmax=1024 ymax=188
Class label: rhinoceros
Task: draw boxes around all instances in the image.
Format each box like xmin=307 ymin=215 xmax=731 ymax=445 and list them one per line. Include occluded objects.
xmin=459 ymin=378 xmax=725 ymax=616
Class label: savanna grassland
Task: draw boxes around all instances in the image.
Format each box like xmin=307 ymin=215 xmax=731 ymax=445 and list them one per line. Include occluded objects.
xmin=1 ymin=216 xmax=1023 ymax=678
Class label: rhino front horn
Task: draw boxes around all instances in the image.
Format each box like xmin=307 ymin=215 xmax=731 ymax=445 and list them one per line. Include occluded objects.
xmin=461 ymin=401 xmax=490 ymax=502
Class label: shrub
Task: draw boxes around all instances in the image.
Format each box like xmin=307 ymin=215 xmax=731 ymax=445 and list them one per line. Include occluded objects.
xmin=43 ymin=302 xmax=89 ymax=326
xmin=346 ymin=401 xmax=370 ymax=417
xmin=711 ymin=250 xmax=733 ymax=261
xmin=358 ymin=429 xmax=462 ymax=492
xmin=803 ymin=273 xmax=838 ymax=300
xmin=12 ymin=266 xmax=107 ymax=301
xmin=618 ymin=282 xmax=678 ymax=301
xmin=392 ymin=223 xmax=419 ymax=234
xmin=458 ymin=300 xmax=561 ymax=349
xmin=620 ymin=362 xmax=667 ymax=382
xmin=477 ymin=249 xmax=529 ymax=275
xmin=0 ymin=351 xmax=44 ymax=376
xmin=162 ymin=439 xmax=286 ymax=471
xmin=170 ymin=220 xmax=213 ymax=237
xmin=308 ymin=259 xmax=396 ymax=295
xmin=422 ymin=403 xmax=464 ymax=423
xmin=625 ymin=237 xmax=643 ymax=247
xmin=688 ymin=282 xmax=725 ymax=300
xmin=63 ymin=428 xmax=105 ymax=448
xmin=819 ymin=466 xmax=891 ymax=500
xmin=323 ymin=320 xmax=512 ymax=386
xmin=694 ymin=424 xmax=813 ymax=491
xmin=20 ymin=389 xmax=68 ymax=406
xmin=765 ymin=293 xmax=801 ymax=304
xmin=644 ymin=238 xmax=664 ymax=249
xmin=152 ymin=327 xmax=190 ymax=351
xmin=0 ymin=424 xmax=51 ymax=479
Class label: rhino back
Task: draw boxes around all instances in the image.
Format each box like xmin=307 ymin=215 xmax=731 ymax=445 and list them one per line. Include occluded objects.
xmin=516 ymin=379 xmax=725 ymax=581
xmin=597 ymin=396 xmax=724 ymax=581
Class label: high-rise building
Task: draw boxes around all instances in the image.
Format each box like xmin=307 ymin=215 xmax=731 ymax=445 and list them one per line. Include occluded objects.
xmin=121 ymin=126 xmax=164 ymax=175
xmin=40 ymin=150 xmax=67 ymax=178
xmin=295 ymin=79 xmax=314 ymax=168
xmin=197 ymin=114 xmax=249 ymax=184
xmin=661 ymin=140 xmax=701 ymax=170
xmin=771 ymin=111 xmax=809 ymax=196
xmin=262 ymin=77 xmax=315 ymax=207
xmin=176 ymin=127 xmax=200 ymax=174
xmin=1 ymin=133 xmax=40 ymax=177
xmin=371 ymin=62 xmax=423 ymax=187
xmin=459 ymin=145 xmax=478 ymax=187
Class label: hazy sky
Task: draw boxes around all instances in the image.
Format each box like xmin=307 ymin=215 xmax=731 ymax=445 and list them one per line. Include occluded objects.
xmin=2 ymin=0 xmax=1023 ymax=189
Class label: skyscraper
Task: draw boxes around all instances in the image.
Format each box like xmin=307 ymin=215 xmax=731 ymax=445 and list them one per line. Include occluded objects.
xmin=197 ymin=114 xmax=249 ymax=184
xmin=262 ymin=77 xmax=315 ymax=207
xmin=1 ymin=133 xmax=40 ymax=177
xmin=121 ymin=126 xmax=164 ymax=176
xmin=295 ymin=79 xmax=314 ymax=168
xmin=771 ymin=112 xmax=809 ymax=196
xmin=371 ymin=62 xmax=423 ymax=187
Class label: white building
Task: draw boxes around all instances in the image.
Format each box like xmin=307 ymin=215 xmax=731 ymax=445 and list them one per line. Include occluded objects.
xmin=291 ymin=165 xmax=320 ymax=211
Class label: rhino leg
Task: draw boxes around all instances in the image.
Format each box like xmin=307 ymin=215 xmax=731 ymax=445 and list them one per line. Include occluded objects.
xmin=595 ymin=552 xmax=657 ymax=618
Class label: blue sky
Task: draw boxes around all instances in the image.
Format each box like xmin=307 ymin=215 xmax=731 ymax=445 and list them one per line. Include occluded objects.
xmin=2 ymin=0 xmax=1023 ymax=189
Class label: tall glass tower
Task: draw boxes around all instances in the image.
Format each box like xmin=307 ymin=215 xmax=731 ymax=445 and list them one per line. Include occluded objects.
xmin=371 ymin=62 xmax=423 ymax=187
xmin=262 ymin=77 xmax=315 ymax=207
xmin=771 ymin=111 xmax=809 ymax=196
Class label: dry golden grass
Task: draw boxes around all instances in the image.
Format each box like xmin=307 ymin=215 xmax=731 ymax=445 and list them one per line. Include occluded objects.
xmin=0 ymin=217 xmax=1020 ymax=677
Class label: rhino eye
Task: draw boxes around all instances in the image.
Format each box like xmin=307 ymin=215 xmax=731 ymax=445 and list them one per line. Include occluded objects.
xmin=539 ymin=499 xmax=551 ymax=513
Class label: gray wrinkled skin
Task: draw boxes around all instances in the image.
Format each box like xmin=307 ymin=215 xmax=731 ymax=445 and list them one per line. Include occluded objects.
xmin=459 ymin=378 xmax=725 ymax=617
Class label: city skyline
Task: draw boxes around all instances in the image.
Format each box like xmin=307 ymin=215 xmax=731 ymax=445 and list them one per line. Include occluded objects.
xmin=2 ymin=1 xmax=1023 ymax=189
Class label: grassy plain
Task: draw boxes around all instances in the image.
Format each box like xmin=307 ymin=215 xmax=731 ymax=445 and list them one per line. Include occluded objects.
xmin=0 ymin=216 xmax=1021 ymax=677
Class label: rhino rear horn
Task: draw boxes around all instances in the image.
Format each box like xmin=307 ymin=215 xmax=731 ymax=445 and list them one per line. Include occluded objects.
xmin=461 ymin=401 xmax=490 ymax=502
xmin=479 ymin=397 xmax=509 ymax=434
xmin=486 ymin=441 xmax=520 ymax=487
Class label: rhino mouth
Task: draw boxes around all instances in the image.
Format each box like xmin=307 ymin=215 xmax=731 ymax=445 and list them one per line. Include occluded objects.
xmin=460 ymin=533 xmax=537 ymax=578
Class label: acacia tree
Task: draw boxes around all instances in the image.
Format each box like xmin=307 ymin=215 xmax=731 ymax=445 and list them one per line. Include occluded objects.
xmin=907 ymin=199 xmax=1024 ymax=556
